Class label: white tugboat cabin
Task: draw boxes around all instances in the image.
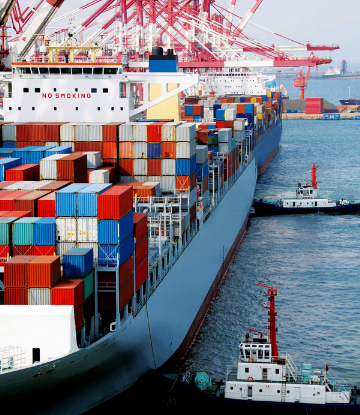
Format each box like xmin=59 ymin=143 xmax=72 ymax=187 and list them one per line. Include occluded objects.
xmin=224 ymin=283 xmax=351 ymax=405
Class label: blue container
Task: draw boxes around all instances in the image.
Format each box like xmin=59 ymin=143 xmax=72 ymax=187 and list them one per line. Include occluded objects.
xmin=55 ymin=183 xmax=90 ymax=217
xmin=12 ymin=217 xmax=41 ymax=246
xmin=44 ymin=146 xmax=73 ymax=157
xmin=0 ymin=158 xmax=22 ymax=181
xmin=184 ymin=105 xmax=193 ymax=116
xmin=207 ymin=125 xmax=216 ymax=130
xmin=33 ymin=217 xmax=56 ymax=246
xmin=176 ymin=155 xmax=196 ymax=176
xmin=28 ymin=146 xmax=56 ymax=165
xmin=244 ymin=103 xmax=254 ymax=114
xmin=147 ymin=143 xmax=161 ymax=159
xmin=63 ymin=247 xmax=94 ymax=278
xmin=77 ymin=184 xmax=112 ymax=217
xmin=2 ymin=142 xmax=17 ymax=148
xmin=192 ymin=115 xmax=202 ymax=121
xmin=240 ymin=97 xmax=246 ymax=103
xmin=213 ymin=104 xmax=221 ymax=118
xmin=215 ymin=109 xmax=226 ymax=121
xmin=149 ymin=59 xmax=178 ymax=73
xmin=98 ymin=210 xmax=133 ymax=245
xmin=13 ymin=146 xmax=41 ymax=164
xmin=208 ymin=146 xmax=218 ymax=154
xmin=218 ymin=128 xmax=232 ymax=143
xmin=0 ymin=217 xmax=17 ymax=245
xmin=0 ymin=149 xmax=14 ymax=158
xmin=196 ymin=161 xmax=209 ymax=179
xmin=98 ymin=234 xmax=134 ymax=266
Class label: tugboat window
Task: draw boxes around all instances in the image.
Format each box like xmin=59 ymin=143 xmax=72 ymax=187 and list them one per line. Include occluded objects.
xmin=50 ymin=68 xmax=60 ymax=74
xmin=31 ymin=67 xmax=39 ymax=74
xmin=83 ymin=68 xmax=92 ymax=75
xmin=104 ymin=68 xmax=117 ymax=75
xmin=93 ymin=68 xmax=103 ymax=75
xmin=72 ymin=68 xmax=82 ymax=75
xmin=61 ymin=68 xmax=71 ymax=75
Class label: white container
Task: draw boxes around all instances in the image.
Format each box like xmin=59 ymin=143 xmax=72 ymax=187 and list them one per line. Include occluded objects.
xmin=161 ymin=159 xmax=175 ymax=176
xmin=225 ymin=108 xmax=236 ymax=121
xmin=77 ymin=242 xmax=98 ymax=264
xmin=176 ymin=139 xmax=196 ymax=159
xmin=60 ymin=124 xmax=75 ymax=142
xmin=133 ymin=142 xmax=147 ymax=159
xmin=28 ymin=288 xmax=51 ymax=305
xmin=175 ymin=123 xmax=196 ymax=142
xmin=56 ymin=242 xmax=76 ymax=263
xmin=77 ymin=218 xmax=98 ymax=243
xmin=40 ymin=154 xmax=68 ymax=180
xmin=74 ymin=124 xmax=88 ymax=142
xmin=133 ymin=123 xmax=150 ymax=142
xmin=133 ymin=176 xmax=147 ymax=183
xmin=133 ymin=159 xmax=147 ymax=176
xmin=22 ymin=180 xmax=54 ymax=191
xmin=88 ymin=124 xmax=103 ymax=142
xmin=55 ymin=218 xmax=77 ymax=242
xmin=46 ymin=142 xmax=59 ymax=147
xmin=83 ymin=151 xmax=102 ymax=168
xmin=161 ymin=122 xmax=182 ymax=142
xmin=2 ymin=123 xmax=18 ymax=142
xmin=234 ymin=119 xmax=245 ymax=131
xmin=160 ymin=175 xmax=175 ymax=192
xmin=3 ymin=181 xmax=36 ymax=190
xmin=89 ymin=169 xmax=110 ymax=184
xmin=119 ymin=122 xmax=135 ymax=142
xmin=59 ymin=141 xmax=75 ymax=151
xmin=196 ymin=145 xmax=209 ymax=165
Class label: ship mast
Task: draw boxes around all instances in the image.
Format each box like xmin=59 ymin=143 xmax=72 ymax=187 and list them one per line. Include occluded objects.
xmin=312 ymin=163 xmax=319 ymax=189
xmin=256 ymin=283 xmax=279 ymax=361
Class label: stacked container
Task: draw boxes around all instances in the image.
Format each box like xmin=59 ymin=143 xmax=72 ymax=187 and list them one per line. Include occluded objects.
xmin=196 ymin=145 xmax=210 ymax=209
xmin=133 ymin=212 xmax=149 ymax=292
xmin=12 ymin=217 xmax=41 ymax=257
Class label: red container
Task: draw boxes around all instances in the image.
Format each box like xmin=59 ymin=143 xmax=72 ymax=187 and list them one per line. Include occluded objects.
xmin=75 ymin=303 xmax=85 ymax=333
xmin=203 ymin=175 xmax=209 ymax=193
xmin=161 ymin=142 xmax=176 ymax=159
xmin=97 ymin=255 xmax=134 ymax=289
xmin=102 ymin=159 xmax=118 ymax=169
xmin=38 ymin=192 xmax=56 ymax=217
xmin=136 ymin=257 xmax=148 ymax=291
xmin=33 ymin=245 xmax=56 ymax=256
xmin=103 ymin=123 xmax=122 ymax=142
xmin=51 ymin=279 xmax=84 ymax=310
xmin=100 ymin=166 xmax=116 ymax=183
xmin=16 ymin=124 xmax=31 ymax=142
xmin=6 ymin=164 xmax=40 ymax=181
xmin=57 ymin=154 xmax=87 ymax=180
xmin=98 ymin=185 xmax=133 ymax=220
xmin=197 ymin=131 xmax=208 ymax=145
xmin=98 ymin=275 xmax=134 ymax=312
xmin=147 ymin=122 xmax=165 ymax=142
xmin=147 ymin=159 xmax=161 ymax=176
xmin=4 ymin=288 xmax=28 ymax=305
xmin=12 ymin=245 xmax=35 ymax=257
xmin=28 ymin=256 xmax=61 ymax=288
xmin=0 ymin=211 xmax=9 ymax=216
xmin=136 ymin=185 xmax=156 ymax=198
xmin=14 ymin=190 xmax=50 ymax=217
xmin=133 ymin=213 xmax=148 ymax=242
xmin=4 ymin=256 xmax=37 ymax=287
xmin=190 ymin=202 xmax=196 ymax=224
xmin=2 ymin=210 xmax=31 ymax=218
xmin=75 ymin=142 xmax=102 ymax=153
xmin=135 ymin=236 xmax=148 ymax=268
xmin=118 ymin=159 xmax=133 ymax=176
xmin=192 ymin=104 xmax=204 ymax=116
xmin=119 ymin=142 xmax=133 ymax=158
xmin=101 ymin=142 xmax=117 ymax=159
xmin=176 ymin=171 xmax=196 ymax=191
xmin=216 ymin=121 xmax=226 ymax=128
xmin=0 ymin=182 xmax=16 ymax=190
xmin=224 ymin=121 xmax=234 ymax=129
xmin=0 ymin=245 xmax=9 ymax=265
xmin=39 ymin=181 xmax=71 ymax=192
xmin=0 ymin=191 xmax=31 ymax=211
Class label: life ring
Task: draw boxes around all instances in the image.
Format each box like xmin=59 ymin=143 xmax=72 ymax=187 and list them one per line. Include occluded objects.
xmin=248 ymin=357 xmax=254 ymax=363
xmin=248 ymin=377 xmax=254 ymax=382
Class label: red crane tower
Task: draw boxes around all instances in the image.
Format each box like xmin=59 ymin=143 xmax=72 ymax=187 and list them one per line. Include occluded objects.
xmin=294 ymin=66 xmax=311 ymax=99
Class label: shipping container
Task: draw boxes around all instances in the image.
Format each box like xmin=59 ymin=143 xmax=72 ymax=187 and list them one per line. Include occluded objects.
xmin=196 ymin=145 xmax=209 ymax=165
xmin=176 ymin=139 xmax=196 ymax=159
xmin=176 ymin=156 xmax=196 ymax=176
xmin=133 ymin=212 xmax=148 ymax=242
xmin=118 ymin=159 xmax=133 ymax=176
xmin=55 ymin=218 xmax=77 ymax=242
xmin=98 ymin=255 xmax=133 ymax=289
xmin=147 ymin=142 xmax=161 ymax=159
xmin=55 ymin=183 xmax=90 ymax=217
xmin=12 ymin=245 xmax=35 ymax=257
xmin=101 ymin=142 xmax=117 ymax=159
xmin=176 ymin=124 xmax=196 ymax=142
xmin=98 ymin=210 xmax=133 ymax=245
xmin=0 ymin=244 xmax=9 ymax=265
xmin=51 ymin=279 xmax=84 ymax=310
xmin=136 ymin=257 xmax=148 ymax=291
xmin=14 ymin=190 xmax=50 ymax=217
xmin=40 ymin=181 xmax=71 ymax=192
xmin=175 ymin=171 xmax=196 ymax=191
xmin=0 ymin=217 xmax=17 ymax=245
xmin=147 ymin=159 xmax=161 ymax=176
xmin=161 ymin=122 xmax=182 ymax=142
xmin=133 ymin=159 xmax=147 ymax=176
xmin=75 ymin=303 xmax=85 ymax=333
xmin=161 ymin=159 xmax=176 ymax=176
xmin=57 ymin=154 xmax=88 ymax=180
xmin=4 ymin=288 xmax=28 ymax=305
xmin=44 ymin=146 xmax=72 ymax=157
xmin=98 ymin=234 xmax=134 ymax=267
xmin=28 ymin=288 xmax=51 ymax=305
xmin=28 ymin=256 xmax=61 ymax=288
xmin=77 ymin=184 xmax=112 ymax=217
xmin=55 ymin=241 xmax=76 ymax=262
xmin=161 ymin=142 xmax=176 ymax=159
xmin=77 ymin=242 xmax=98 ymax=264
xmin=98 ymin=274 xmax=134 ymax=312
xmin=6 ymin=164 xmax=40 ymax=182
xmin=76 ymin=217 xmax=98 ymax=243
xmin=38 ymin=192 xmax=56 ymax=217
xmin=33 ymin=217 xmax=56 ymax=246
xmin=4 ymin=256 xmax=36 ymax=287
xmin=33 ymin=245 xmax=56 ymax=256
xmin=147 ymin=122 xmax=165 ymax=142
xmin=119 ymin=142 xmax=133 ymax=158
xmin=98 ymin=185 xmax=133 ymax=220
xmin=70 ymin=270 xmax=94 ymax=301
xmin=135 ymin=236 xmax=148 ymax=268
xmin=88 ymin=169 xmax=110 ymax=184
xmin=102 ymin=123 xmax=121 ymax=142
xmin=40 ymin=154 xmax=69 ymax=180
xmin=12 ymin=217 xmax=41 ymax=246
xmin=63 ymin=247 xmax=93 ymax=278
xmin=0 ymin=158 xmax=22 ymax=181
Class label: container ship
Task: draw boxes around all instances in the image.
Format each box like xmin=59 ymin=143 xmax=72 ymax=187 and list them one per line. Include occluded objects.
xmin=0 ymin=48 xmax=282 ymax=414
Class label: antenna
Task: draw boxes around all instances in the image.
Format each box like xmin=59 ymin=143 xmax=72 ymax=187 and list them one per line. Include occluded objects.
xmin=256 ymin=283 xmax=279 ymax=361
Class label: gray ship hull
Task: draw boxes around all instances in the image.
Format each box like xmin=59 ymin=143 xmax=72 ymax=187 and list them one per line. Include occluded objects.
xmin=0 ymin=159 xmax=257 ymax=414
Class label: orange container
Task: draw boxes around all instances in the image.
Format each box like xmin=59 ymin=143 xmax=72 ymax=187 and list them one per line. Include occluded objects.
xmin=51 ymin=279 xmax=84 ymax=310
xmin=0 ymin=191 xmax=31 ymax=211
xmin=28 ymin=256 xmax=61 ymax=288
xmin=14 ymin=190 xmax=50 ymax=217
xmin=6 ymin=164 xmax=40 ymax=181
xmin=103 ymin=123 xmax=122 ymax=142
xmin=4 ymin=256 xmax=37 ymax=287
xmin=147 ymin=159 xmax=161 ymax=175
xmin=97 ymin=185 xmax=133 ymax=220
xmin=75 ymin=142 xmax=101 ymax=153
xmin=176 ymin=171 xmax=196 ymax=191
xmin=161 ymin=142 xmax=175 ymax=159
xmin=137 ymin=185 xmax=156 ymax=198
xmin=236 ymin=103 xmax=245 ymax=113
xmin=119 ymin=142 xmax=133 ymax=158
xmin=57 ymin=154 xmax=87 ymax=180
xmin=4 ymin=288 xmax=28 ymax=305
xmin=101 ymin=142 xmax=117 ymax=159
xmin=12 ymin=245 xmax=35 ymax=257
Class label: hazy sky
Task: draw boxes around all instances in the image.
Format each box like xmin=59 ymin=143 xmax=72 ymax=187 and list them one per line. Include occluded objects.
xmin=46 ymin=0 xmax=360 ymax=70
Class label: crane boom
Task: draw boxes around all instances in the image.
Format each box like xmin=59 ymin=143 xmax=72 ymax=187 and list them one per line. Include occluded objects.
xmin=0 ymin=0 xmax=17 ymax=26
xmin=229 ymin=0 xmax=264 ymax=45
xmin=3 ymin=0 xmax=64 ymax=68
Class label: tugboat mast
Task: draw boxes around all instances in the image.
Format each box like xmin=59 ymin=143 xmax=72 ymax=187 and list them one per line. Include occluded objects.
xmin=256 ymin=283 xmax=279 ymax=360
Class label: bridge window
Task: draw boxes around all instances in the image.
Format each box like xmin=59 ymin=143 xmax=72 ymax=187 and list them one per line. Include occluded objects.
xmin=118 ymin=68 xmax=123 ymax=74
xmin=72 ymin=68 xmax=82 ymax=75
xmin=50 ymin=68 xmax=60 ymax=74
xmin=93 ymin=68 xmax=103 ymax=75
xmin=61 ymin=68 xmax=71 ymax=75
xmin=35 ymin=88 xmax=40 ymax=93
xmin=31 ymin=67 xmax=39 ymax=74
xmin=104 ymin=68 xmax=117 ymax=75
xmin=83 ymin=68 xmax=92 ymax=75
xmin=103 ymin=88 xmax=108 ymax=93
xmin=39 ymin=68 xmax=49 ymax=74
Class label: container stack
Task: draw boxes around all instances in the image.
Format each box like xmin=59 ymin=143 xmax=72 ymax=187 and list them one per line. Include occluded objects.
xmin=195 ymin=145 xmax=210 ymax=208
xmin=118 ymin=123 xmax=135 ymax=179
xmin=147 ymin=122 xmax=162 ymax=185
xmin=133 ymin=123 xmax=149 ymax=180
xmin=12 ymin=217 xmax=42 ymax=256
xmin=133 ymin=212 xmax=149 ymax=292
xmin=305 ymin=98 xmax=324 ymax=115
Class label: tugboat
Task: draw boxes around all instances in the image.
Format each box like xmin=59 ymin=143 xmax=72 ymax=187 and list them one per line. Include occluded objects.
xmin=252 ymin=163 xmax=360 ymax=215
xmin=159 ymin=284 xmax=360 ymax=412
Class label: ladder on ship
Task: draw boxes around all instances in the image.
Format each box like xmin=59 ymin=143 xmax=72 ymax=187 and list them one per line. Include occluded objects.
xmin=281 ymin=363 xmax=287 ymax=402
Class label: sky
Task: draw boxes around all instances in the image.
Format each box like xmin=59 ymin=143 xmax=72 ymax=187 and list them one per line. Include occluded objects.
xmin=22 ymin=0 xmax=360 ymax=71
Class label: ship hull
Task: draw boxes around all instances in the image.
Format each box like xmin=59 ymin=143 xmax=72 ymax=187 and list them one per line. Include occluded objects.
xmin=0 ymin=159 xmax=257 ymax=414
xmin=256 ymin=121 xmax=282 ymax=175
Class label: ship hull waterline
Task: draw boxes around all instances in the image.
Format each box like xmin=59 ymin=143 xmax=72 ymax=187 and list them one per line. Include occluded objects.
xmin=0 ymin=158 xmax=257 ymax=414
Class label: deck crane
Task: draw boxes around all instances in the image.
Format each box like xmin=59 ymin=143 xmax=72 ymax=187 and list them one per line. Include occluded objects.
xmin=294 ymin=66 xmax=311 ymax=99
xmin=2 ymin=0 xmax=65 ymax=69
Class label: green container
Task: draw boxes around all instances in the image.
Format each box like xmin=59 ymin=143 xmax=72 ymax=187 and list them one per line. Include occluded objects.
xmin=208 ymin=135 xmax=218 ymax=146
xmin=71 ymin=271 xmax=94 ymax=301
xmin=0 ymin=217 xmax=17 ymax=245
xmin=12 ymin=217 xmax=41 ymax=246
